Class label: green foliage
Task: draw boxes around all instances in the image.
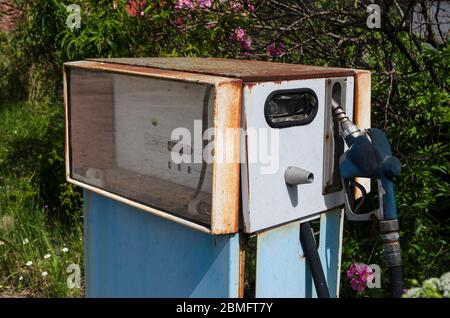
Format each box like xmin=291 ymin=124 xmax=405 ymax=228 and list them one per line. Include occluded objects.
xmin=0 ymin=33 xmax=28 ymax=103
xmin=0 ymin=101 xmax=83 ymax=297
xmin=244 ymin=236 xmax=257 ymax=297
xmin=403 ymin=272 xmax=450 ymax=298
xmin=342 ymin=43 xmax=449 ymax=298
xmin=0 ymin=100 xmax=82 ymax=224
xmin=0 ymin=104 xmax=83 ymax=297
xmin=0 ymin=174 xmax=83 ymax=297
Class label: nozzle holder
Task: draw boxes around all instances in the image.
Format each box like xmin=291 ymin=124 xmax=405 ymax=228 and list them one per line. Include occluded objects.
xmin=285 ymin=166 xmax=314 ymax=186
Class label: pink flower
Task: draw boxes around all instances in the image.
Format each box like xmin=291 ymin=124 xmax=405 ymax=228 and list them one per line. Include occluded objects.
xmin=198 ymin=0 xmax=213 ymax=8
xmin=346 ymin=263 xmax=374 ymax=293
xmin=174 ymin=17 xmax=184 ymax=26
xmin=233 ymin=27 xmax=246 ymax=41
xmin=346 ymin=265 xmax=357 ymax=279
xmin=247 ymin=1 xmax=255 ymax=12
xmin=240 ymin=38 xmax=252 ymax=50
xmin=125 ymin=0 xmax=147 ymax=17
xmin=350 ymin=278 xmax=366 ymax=292
xmin=232 ymin=27 xmax=252 ymax=50
xmin=267 ymin=42 xmax=286 ymax=57
xmin=175 ymin=0 xmax=195 ymax=10
xmin=230 ymin=1 xmax=243 ymax=12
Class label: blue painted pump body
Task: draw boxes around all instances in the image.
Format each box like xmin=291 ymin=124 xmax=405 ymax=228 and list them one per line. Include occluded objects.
xmin=84 ymin=191 xmax=241 ymax=297
xmin=84 ymin=191 xmax=343 ymax=297
xmin=340 ymin=128 xmax=401 ymax=220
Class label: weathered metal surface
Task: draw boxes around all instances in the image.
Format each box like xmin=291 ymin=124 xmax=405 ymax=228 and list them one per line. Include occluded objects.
xmin=211 ymin=80 xmax=242 ymax=234
xmin=353 ymin=70 xmax=371 ymax=129
xmin=84 ymin=190 xmax=241 ymax=297
xmin=65 ymin=60 xmax=235 ymax=85
xmin=255 ymin=209 xmax=344 ymax=298
xmin=353 ymin=70 xmax=372 ymax=198
xmin=64 ymin=61 xmax=242 ymax=234
xmin=88 ymin=57 xmax=356 ymax=82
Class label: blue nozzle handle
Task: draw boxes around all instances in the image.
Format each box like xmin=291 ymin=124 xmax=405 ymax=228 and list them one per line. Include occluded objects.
xmin=340 ymin=128 xmax=400 ymax=221
xmin=380 ymin=176 xmax=398 ymax=221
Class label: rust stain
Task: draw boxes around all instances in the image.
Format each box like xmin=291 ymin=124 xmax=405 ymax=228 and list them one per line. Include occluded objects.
xmin=245 ymin=82 xmax=257 ymax=90
xmin=238 ymin=235 xmax=246 ymax=298
xmin=65 ymin=61 xmax=233 ymax=85
xmin=211 ymin=80 xmax=242 ymax=234
xmin=272 ymin=80 xmax=285 ymax=85
xmin=353 ymin=70 xmax=371 ymax=129
xmin=88 ymin=57 xmax=355 ymax=83
xmin=353 ymin=70 xmax=371 ymax=199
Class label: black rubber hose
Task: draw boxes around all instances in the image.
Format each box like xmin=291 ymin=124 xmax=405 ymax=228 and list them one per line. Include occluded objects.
xmin=300 ymin=221 xmax=330 ymax=298
xmin=388 ymin=265 xmax=404 ymax=298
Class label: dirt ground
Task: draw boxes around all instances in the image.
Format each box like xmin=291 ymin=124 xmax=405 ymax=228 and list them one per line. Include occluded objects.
xmin=0 ymin=286 xmax=33 ymax=298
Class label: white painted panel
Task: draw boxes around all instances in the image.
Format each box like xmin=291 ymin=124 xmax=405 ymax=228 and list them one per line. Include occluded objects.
xmin=242 ymin=77 xmax=354 ymax=233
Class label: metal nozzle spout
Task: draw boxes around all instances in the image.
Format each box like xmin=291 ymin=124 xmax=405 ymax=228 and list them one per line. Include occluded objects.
xmin=331 ymin=82 xmax=362 ymax=142
xmin=331 ymin=80 xmax=342 ymax=112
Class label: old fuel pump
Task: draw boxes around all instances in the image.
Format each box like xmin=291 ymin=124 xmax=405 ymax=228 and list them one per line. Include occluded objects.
xmin=64 ymin=58 xmax=381 ymax=297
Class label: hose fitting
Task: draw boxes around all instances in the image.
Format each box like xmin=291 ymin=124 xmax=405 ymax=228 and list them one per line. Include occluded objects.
xmin=379 ymin=219 xmax=403 ymax=298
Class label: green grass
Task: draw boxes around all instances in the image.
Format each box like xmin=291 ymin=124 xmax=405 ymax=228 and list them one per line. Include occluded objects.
xmin=0 ymin=100 xmax=83 ymax=297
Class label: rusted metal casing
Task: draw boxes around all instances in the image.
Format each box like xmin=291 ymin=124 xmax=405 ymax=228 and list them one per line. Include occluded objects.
xmin=64 ymin=58 xmax=370 ymax=234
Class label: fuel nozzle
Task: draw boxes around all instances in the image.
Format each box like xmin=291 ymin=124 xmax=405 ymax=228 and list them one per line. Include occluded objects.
xmin=331 ymin=81 xmax=403 ymax=297
xmin=331 ymin=83 xmax=363 ymax=145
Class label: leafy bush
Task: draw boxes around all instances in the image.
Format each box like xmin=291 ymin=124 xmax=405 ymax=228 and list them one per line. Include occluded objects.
xmin=0 ymin=33 xmax=28 ymax=103
xmin=0 ymin=0 xmax=448 ymax=297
